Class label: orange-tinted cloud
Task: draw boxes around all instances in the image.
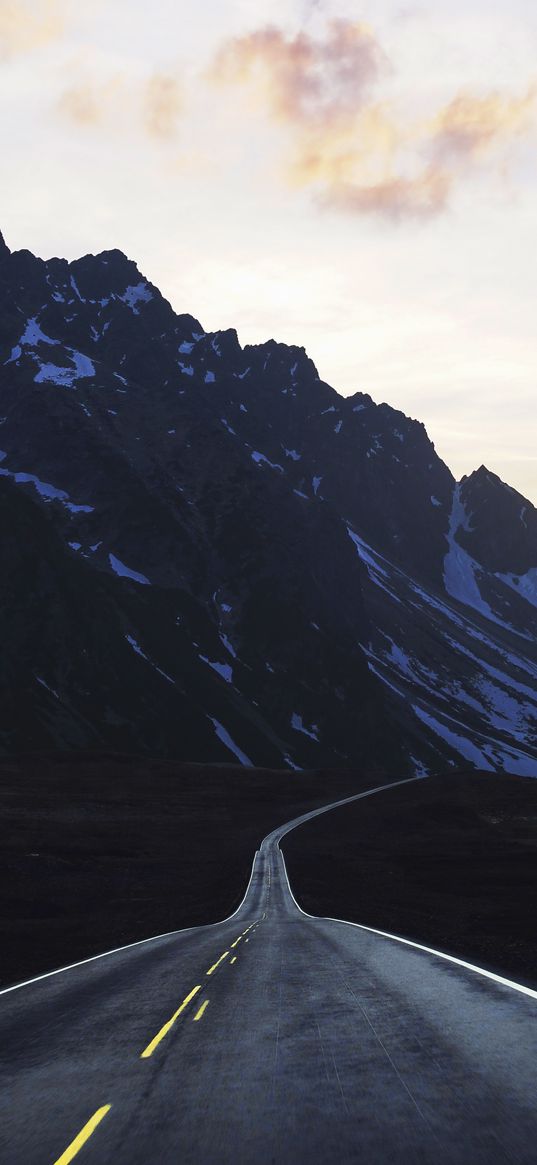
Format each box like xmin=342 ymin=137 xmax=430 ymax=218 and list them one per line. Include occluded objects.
xmin=210 ymin=20 xmax=387 ymax=128
xmin=321 ymin=168 xmax=452 ymax=220
xmin=285 ymin=102 xmax=401 ymax=188
xmin=428 ymin=87 xmax=536 ymax=163
xmin=57 ymin=81 xmax=106 ymax=126
xmin=144 ymin=73 xmax=182 ymax=139
xmin=58 ymin=70 xmax=183 ymax=141
xmin=211 ymin=19 xmax=536 ymax=221
xmin=0 ymin=0 xmax=64 ymax=58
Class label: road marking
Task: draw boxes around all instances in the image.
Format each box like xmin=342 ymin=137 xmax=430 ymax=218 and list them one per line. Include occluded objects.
xmin=0 ymin=852 xmax=262 ymax=1000
xmin=231 ymin=936 xmax=242 ymax=949
xmin=230 ymin=956 xmax=237 ymax=964
xmin=6 ymin=783 xmax=422 ymax=1003
xmin=193 ymin=1000 xmax=210 ymax=1022
xmin=53 ymin=1105 xmax=111 ymax=1164
xmin=207 ymin=951 xmax=229 ymax=976
xmin=140 ymin=985 xmax=202 ymax=1057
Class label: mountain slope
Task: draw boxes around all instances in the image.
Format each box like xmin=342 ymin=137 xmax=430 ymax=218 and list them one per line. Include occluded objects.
xmin=0 ymin=231 xmax=535 ymax=773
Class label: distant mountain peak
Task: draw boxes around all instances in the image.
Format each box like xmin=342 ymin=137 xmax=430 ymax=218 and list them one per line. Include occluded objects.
xmin=458 ymin=463 xmax=537 ymax=575
xmin=0 ymin=230 xmax=10 ymax=261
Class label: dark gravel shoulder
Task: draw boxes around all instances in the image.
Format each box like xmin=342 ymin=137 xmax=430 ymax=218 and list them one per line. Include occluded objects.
xmin=282 ymin=771 xmax=537 ymax=989
xmin=0 ymin=752 xmax=368 ymax=988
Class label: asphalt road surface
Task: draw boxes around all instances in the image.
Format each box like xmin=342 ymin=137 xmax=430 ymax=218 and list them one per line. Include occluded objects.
xmin=1 ymin=776 xmax=537 ymax=1164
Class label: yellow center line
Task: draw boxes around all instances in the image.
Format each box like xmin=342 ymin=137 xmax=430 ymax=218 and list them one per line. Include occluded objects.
xmin=206 ymin=951 xmax=229 ymax=976
xmin=53 ymin=1105 xmax=111 ymax=1165
xmin=193 ymin=1000 xmax=210 ymax=1022
xmin=140 ymin=985 xmax=202 ymax=1058
xmin=230 ymin=956 xmax=237 ymax=964
xmin=230 ymin=936 xmax=242 ymax=949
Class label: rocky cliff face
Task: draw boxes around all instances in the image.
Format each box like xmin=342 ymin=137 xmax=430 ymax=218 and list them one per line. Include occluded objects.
xmin=0 ymin=232 xmax=535 ymax=773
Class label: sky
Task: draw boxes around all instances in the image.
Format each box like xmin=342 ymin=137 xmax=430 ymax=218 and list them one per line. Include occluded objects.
xmin=1 ymin=0 xmax=536 ymax=501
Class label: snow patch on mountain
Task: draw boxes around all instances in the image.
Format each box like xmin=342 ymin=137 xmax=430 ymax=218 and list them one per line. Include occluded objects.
xmin=251 ymin=451 xmax=284 ymax=472
xmin=200 ymin=656 xmax=233 ymax=683
xmin=413 ymin=703 xmax=537 ymax=776
xmin=444 ymin=486 xmax=483 ymax=607
xmin=35 ymin=675 xmax=60 ymax=700
xmin=34 ymin=348 xmax=95 ymax=387
xmin=109 ymin=554 xmax=150 ymax=586
xmin=70 ymin=275 xmax=85 ymax=303
xmin=345 ymin=516 xmax=537 ymax=775
xmin=209 ymin=717 xmax=252 ymax=765
xmin=4 ymin=345 xmax=21 ymax=364
xmin=291 ymin=713 xmax=319 ymax=741
xmin=443 ymin=485 xmax=526 ymax=637
xmin=219 ymin=632 xmax=237 ymax=659
xmin=0 ymin=454 xmax=94 ymax=513
xmin=413 ymin=705 xmax=494 ymax=770
xmin=125 ymin=634 xmax=175 ymax=683
xmin=20 ymin=317 xmax=59 ymax=347
xmin=119 ymin=282 xmax=153 ymax=313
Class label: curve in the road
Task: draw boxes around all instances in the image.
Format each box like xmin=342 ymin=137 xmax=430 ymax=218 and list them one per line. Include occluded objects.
xmin=2 ymin=772 xmax=537 ymax=1165
xmin=0 ymin=776 xmax=414 ymax=1001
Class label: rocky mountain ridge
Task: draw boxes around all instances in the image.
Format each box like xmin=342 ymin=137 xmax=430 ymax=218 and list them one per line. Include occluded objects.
xmin=0 ymin=231 xmax=535 ymax=773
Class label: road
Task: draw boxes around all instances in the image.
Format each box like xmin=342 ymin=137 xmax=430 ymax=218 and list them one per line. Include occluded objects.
xmin=1 ymin=776 xmax=537 ymax=1164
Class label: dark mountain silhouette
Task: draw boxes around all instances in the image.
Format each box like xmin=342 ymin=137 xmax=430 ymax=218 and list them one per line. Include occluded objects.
xmin=0 ymin=233 xmax=535 ymax=773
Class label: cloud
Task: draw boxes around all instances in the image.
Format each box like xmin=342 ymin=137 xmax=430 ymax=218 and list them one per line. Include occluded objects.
xmin=57 ymin=70 xmax=183 ymax=142
xmin=321 ymin=168 xmax=452 ymax=220
xmin=144 ymin=73 xmax=182 ymax=139
xmin=0 ymin=0 xmax=64 ymax=58
xmin=210 ymin=19 xmax=536 ymax=221
xmin=428 ymin=87 xmax=536 ymax=164
xmin=210 ymin=20 xmax=387 ymax=128
xmin=57 ymin=81 xmax=107 ymax=126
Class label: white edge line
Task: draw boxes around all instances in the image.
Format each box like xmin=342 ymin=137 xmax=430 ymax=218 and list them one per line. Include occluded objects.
xmin=0 ymin=780 xmax=415 ymax=1000
xmin=271 ymin=777 xmax=422 ymax=848
xmin=1 ymin=779 xmax=416 ymax=998
xmin=0 ymin=850 xmax=259 ymax=999
xmin=278 ymin=849 xmax=537 ymax=1004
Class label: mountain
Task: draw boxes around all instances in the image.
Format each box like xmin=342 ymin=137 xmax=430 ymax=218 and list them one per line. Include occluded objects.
xmin=0 ymin=231 xmax=535 ymax=774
